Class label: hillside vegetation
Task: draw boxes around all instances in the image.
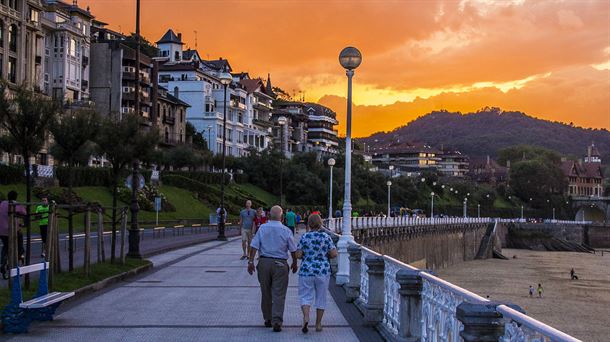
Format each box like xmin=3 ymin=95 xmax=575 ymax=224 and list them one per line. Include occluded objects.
xmin=365 ymin=108 xmax=610 ymax=164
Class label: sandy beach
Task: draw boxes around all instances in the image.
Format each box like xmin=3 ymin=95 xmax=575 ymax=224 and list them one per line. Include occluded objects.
xmin=437 ymin=249 xmax=610 ymax=341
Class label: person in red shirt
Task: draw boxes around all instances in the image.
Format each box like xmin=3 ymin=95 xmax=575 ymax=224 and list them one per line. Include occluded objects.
xmin=253 ymin=207 xmax=268 ymax=235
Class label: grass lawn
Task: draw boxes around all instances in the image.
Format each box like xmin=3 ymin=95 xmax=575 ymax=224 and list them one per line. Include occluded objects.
xmin=0 ymin=258 xmax=150 ymax=313
xmin=232 ymin=183 xmax=278 ymax=206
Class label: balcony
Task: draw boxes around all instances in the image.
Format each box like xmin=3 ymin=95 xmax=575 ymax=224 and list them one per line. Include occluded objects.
xmin=82 ymin=55 xmax=89 ymax=66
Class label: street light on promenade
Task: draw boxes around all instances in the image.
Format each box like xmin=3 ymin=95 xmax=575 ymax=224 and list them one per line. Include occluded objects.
xmin=217 ymin=69 xmax=232 ymax=241
xmin=328 ymin=158 xmax=336 ymax=219
xmin=387 ymin=181 xmax=393 ymax=217
xmin=430 ymin=191 xmax=435 ymax=218
xmin=463 ymin=197 xmax=468 ymax=218
xmin=207 ymin=124 xmax=212 ymax=150
xmin=336 ymin=46 xmax=362 ymax=285
xmin=477 ymin=203 xmax=481 ymax=218
xmin=277 ymin=116 xmax=287 ymax=207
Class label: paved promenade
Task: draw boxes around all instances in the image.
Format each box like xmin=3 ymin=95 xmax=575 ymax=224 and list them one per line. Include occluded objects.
xmin=6 ymin=237 xmax=360 ymax=341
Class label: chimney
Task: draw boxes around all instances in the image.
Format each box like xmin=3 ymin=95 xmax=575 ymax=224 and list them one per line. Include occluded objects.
xmin=177 ymin=33 xmax=182 ymax=42
xmin=587 ymin=144 xmax=592 ymax=162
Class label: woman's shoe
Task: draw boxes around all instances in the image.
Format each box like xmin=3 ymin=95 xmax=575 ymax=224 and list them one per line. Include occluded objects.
xmin=315 ymin=324 xmax=323 ymax=332
xmin=302 ymin=322 xmax=309 ymax=334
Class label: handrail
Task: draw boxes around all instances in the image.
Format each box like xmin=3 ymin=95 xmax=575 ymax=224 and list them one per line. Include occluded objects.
xmin=497 ymin=305 xmax=582 ymax=342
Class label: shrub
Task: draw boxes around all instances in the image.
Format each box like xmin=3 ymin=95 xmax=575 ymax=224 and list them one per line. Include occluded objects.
xmin=56 ymin=167 xmax=116 ymax=187
xmin=0 ymin=164 xmax=24 ymax=184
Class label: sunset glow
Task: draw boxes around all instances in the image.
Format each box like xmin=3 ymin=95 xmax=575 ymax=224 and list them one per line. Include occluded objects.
xmin=82 ymin=0 xmax=610 ymax=137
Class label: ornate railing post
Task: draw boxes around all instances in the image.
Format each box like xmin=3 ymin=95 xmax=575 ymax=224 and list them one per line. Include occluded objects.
xmin=457 ymin=302 xmax=504 ymax=342
xmin=330 ymin=233 xmax=340 ymax=275
xmin=364 ymin=255 xmax=385 ymax=326
xmin=396 ymin=269 xmax=423 ymax=340
xmin=346 ymin=244 xmax=362 ymax=302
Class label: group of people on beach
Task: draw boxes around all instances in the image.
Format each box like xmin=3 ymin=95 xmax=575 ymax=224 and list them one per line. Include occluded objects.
xmin=238 ymin=200 xmax=336 ymax=334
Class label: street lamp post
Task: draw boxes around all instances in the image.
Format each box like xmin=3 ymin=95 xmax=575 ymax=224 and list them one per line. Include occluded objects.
xmin=552 ymin=207 xmax=556 ymax=221
xmin=462 ymin=198 xmax=467 ymax=218
xmin=336 ymin=46 xmax=362 ymax=285
xmin=277 ymin=116 xmax=287 ymax=207
xmin=328 ymin=158 xmax=336 ymax=219
xmin=430 ymin=192 xmax=434 ymax=218
xmin=477 ymin=203 xmax=480 ymax=218
xmin=387 ymin=181 xmax=392 ymax=217
xmin=521 ymin=205 xmax=524 ymax=220
xmin=217 ymin=69 xmax=232 ymax=241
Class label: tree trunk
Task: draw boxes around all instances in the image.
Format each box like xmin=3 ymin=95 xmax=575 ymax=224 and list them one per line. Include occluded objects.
xmin=23 ymin=154 xmax=32 ymax=289
xmin=68 ymin=160 xmax=74 ymax=271
xmin=111 ymin=176 xmax=118 ymax=263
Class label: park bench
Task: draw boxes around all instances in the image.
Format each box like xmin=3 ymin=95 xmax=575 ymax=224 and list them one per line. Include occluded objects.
xmin=152 ymin=226 xmax=166 ymax=238
xmin=191 ymin=223 xmax=202 ymax=233
xmin=2 ymin=262 xmax=74 ymax=333
xmin=173 ymin=225 xmax=185 ymax=236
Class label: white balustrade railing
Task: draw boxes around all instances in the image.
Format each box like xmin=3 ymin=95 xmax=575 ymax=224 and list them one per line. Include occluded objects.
xmin=358 ymin=246 xmax=381 ymax=305
xmin=325 ymin=217 xmax=589 ymax=231
xmin=345 ymin=236 xmax=581 ymax=342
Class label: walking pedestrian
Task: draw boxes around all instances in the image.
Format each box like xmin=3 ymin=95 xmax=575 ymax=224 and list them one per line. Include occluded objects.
xmin=570 ymin=268 xmax=579 ymax=280
xmin=0 ymin=191 xmax=26 ymax=279
xmin=247 ymin=206 xmax=298 ymax=332
xmin=296 ymin=214 xmax=337 ymax=333
xmin=285 ymin=208 xmax=297 ymax=235
xmin=528 ymin=285 xmax=534 ymax=297
xmin=537 ymin=283 xmax=543 ymax=298
xmin=253 ymin=207 xmax=267 ymax=235
xmin=239 ymin=200 xmax=256 ymax=260
xmin=35 ymin=196 xmax=50 ymax=259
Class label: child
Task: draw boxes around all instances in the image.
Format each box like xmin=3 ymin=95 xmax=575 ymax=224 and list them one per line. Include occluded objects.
xmin=529 ymin=285 xmax=534 ymax=297
xmin=537 ymin=283 xmax=543 ymax=298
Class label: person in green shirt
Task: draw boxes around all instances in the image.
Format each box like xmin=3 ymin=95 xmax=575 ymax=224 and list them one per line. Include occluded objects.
xmin=35 ymin=196 xmax=50 ymax=259
xmin=285 ymin=208 xmax=297 ymax=235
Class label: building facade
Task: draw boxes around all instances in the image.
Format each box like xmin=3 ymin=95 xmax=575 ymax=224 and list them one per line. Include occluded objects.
xmin=303 ymin=103 xmax=338 ymax=157
xmin=153 ymin=85 xmax=189 ymax=147
xmin=437 ymin=151 xmax=469 ymax=178
xmin=40 ymin=0 xmax=92 ymax=103
xmin=370 ymin=143 xmax=441 ymax=172
xmin=90 ymin=20 xmax=153 ymax=121
xmin=271 ymin=101 xmax=309 ymax=158
xmin=562 ymin=144 xmax=604 ymax=197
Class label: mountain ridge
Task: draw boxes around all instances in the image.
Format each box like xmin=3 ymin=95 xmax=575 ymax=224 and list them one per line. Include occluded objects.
xmin=362 ymin=107 xmax=610 ymax=164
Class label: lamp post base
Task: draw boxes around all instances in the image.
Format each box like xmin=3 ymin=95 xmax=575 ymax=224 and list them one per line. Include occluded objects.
xmin=336 ymin=234 xmax=354 ymax=285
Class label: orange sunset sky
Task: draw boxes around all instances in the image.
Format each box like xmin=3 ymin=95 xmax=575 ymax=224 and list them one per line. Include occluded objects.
xmin=82 ymin=0 xmax=610 ymax=137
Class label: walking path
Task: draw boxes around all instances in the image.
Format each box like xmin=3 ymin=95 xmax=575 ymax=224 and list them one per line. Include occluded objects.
xmin=6 ymin=237 xmax=361 ymax=341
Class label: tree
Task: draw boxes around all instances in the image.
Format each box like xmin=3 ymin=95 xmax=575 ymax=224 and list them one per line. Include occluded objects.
xmin=123 ymin=33 xmax=159 ymax=58
xmin=49 ymin=108 xmax=100 ymax=270
xmin=95 ymin=114 xmax=159 ymax=262
xmin=185 ymin=122 xmax=207 ymax=151
xmin=509 ymin=160 xmax=566 ymax=207
xmin=0 ymin=84 xmax=59 ymax=271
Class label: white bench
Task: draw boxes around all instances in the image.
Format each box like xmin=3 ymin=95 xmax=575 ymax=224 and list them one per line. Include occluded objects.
xmin=3 ymin=262 xmax=75 ymax=333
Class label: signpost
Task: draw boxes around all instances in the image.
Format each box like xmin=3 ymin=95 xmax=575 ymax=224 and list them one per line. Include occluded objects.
xmin=154 ymin=197 xmax=162 ymax=226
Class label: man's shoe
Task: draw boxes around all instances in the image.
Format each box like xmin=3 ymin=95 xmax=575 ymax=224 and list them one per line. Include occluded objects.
xmin=273 ymin=323 xmax=282 ymax=332
xmin=264 ymin=320 xmax=272 ymax=328
xmin=240 ymin=255 xmax=247 ymax=260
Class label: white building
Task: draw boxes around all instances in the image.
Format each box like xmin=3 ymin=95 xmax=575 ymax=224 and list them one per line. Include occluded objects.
xmin=40 ymin=0 xmax=93 ymax=104
xmin=155 ymin=29 xmax=273 ymax=157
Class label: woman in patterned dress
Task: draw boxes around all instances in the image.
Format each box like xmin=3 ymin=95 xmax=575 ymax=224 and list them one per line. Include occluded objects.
xmin=295 ymin=214 xmax=338 ymax=333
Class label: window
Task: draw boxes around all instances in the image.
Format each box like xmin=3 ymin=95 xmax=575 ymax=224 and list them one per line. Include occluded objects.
xmin=8 ymin=57 xmax=16 ymax=83
xmin=0 ymin=21 xmax=4 ymax=47
xmin=29 ymin=7 xmax=39 ymax=23
xmin=175 ymin=51 xmax=180 ymax=61
xmin=179 ymin=110 xmax=183 ymax=122
xmin=68 ymin=38 xmax=77 ymax=57
xmin=0 ymin=54 xmax=3 ymax=77
xmin=9 ymin=25 xmax=17 ymax=52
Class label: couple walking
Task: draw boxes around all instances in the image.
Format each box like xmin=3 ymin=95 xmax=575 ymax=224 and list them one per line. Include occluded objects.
xmin=247 ymin=205 xmax=337 ymax=333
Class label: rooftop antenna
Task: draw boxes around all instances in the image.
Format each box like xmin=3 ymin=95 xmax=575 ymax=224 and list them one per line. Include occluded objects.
xmin=193 ymin=30 xmax=198 ymax=49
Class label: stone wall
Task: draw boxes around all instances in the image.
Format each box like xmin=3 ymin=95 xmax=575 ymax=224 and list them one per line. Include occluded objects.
xmin=496 ymin=222 xmax=610 ymax=249
xmin=360 ymin=223 xmax=491 ymax=270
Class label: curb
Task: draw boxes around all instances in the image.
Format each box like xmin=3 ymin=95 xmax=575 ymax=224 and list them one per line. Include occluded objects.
xmin=67 ymin=261 xmax=154 ymax=302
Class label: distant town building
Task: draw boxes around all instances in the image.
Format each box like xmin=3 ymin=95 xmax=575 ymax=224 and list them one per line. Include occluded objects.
xmin=562 ymin=143 xmax=604 ymax=197
xmin=467 ymin=156 xmax=509 ymax=185
xmin=153 ymin=85 xmax=189 ymax=146
xmin=437 ymin=151 xmax=469 ymax=178
xmin=271 ymin=101 xmax=309 ymax=158
xmin=370 ymin=143 xmax=441 ymax=172
xmin=303 ymin=103 xmax=339 ymax=157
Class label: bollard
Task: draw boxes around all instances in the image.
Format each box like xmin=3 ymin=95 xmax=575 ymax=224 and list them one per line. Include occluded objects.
xmin=364 ymin=255 xmax=385 ymax=326
xmin=346 ymin=244 xmax=362 ymax=302
xmin=457 ymin=302 xmax=504 ymax=342
xmin=396 ymin=269 xmax=423 ymax=340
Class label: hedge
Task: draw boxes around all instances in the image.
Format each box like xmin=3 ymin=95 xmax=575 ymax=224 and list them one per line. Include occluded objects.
xmin=0 ymin=164 xmax=24 ymax=185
